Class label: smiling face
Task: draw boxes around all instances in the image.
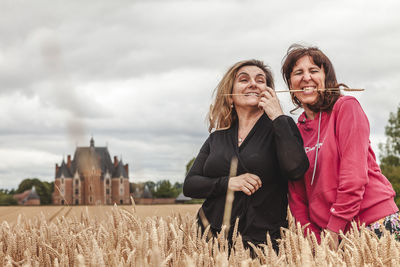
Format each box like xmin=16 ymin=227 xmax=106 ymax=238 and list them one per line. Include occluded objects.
xmin=290 ymin=55 xmax=326 ymax=107
xmin=232 ymin=65 xmax=267 ymax=109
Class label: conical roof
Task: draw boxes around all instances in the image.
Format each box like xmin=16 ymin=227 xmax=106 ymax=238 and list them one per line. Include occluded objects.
xmin=112 ymin=160 xmax=128 ymax=178
xmin=56 ymin=160 xmax=73 ymax=178
xmin=56 ymin=138 xmax=129 ymax=180
xmin=26 ymin=186 xmax=40 ymax=200
xmin=142 ymin=185 xmax=153 ymax=198
xmin=176 ymin=192 xmax=191 ymax=201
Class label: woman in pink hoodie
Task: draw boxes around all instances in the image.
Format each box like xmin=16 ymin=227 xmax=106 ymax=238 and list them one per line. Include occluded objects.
xmin=282 ymin=44 xmax=399 ymax=245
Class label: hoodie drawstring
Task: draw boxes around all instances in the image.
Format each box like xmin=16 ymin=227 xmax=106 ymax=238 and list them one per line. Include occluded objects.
xmin=311 ymin=111 xmax=322 ymax=185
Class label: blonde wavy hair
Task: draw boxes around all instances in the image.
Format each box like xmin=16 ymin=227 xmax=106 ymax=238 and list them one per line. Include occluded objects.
xmin=208 ymin=59 xmax=274 ymax=132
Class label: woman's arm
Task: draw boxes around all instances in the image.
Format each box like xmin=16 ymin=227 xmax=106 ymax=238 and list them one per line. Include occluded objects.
xmin=273 ymin=115 xmax=310 ymax=180
xmin=183 ymin=137 xmax=229 ymax=199
xmin=258 ymin=87 xmax=309 ymax=180
xmin=326 ymin=98 xmax=370 ymax=233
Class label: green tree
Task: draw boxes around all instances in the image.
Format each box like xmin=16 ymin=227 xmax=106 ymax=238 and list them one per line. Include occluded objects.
xmin=16 ymin=178 xmax=53 ymax=205
xmin=173 ymin=181 xmax=183 ymax=189
xmin=144 ymin=181 xmax=156 ymax=194
xmin=153 ymin=180 xmax=179 ymax=198
xmin=173 ymin=182 xmax=183 ymax=196
xmin=186 ymin=157 xmax=196 ymax=176
xmin=0 ymin=191 xmax=17 ymax=205
xmin=380 ymin=105 xmax=400 ymax=206
xmin=129 ymin=182 xmax=135 ymax=194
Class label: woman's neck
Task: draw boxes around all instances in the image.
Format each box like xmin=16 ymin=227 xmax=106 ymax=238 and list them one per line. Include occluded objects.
xmin=304 ymin=105 xmax=317 ymax=120
xmin=236 ymin=108 xmax=263 ymax=130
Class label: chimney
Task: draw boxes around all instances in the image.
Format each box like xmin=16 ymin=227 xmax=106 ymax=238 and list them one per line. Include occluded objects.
xmin=55 ymin=164 xmax=59 ymax=176
xmin=124 ymin=164 xmax=129 ymax=177
xmin=114 ymin=156 xmax=118 ymax=167
xmin=67 ymin=155 xmax=71 ymax=168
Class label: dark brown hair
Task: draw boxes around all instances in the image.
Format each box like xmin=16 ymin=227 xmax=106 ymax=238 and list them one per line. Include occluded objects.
xmin=208 ymin=59 xmax=274 ymax=132
xmin=281 ymin=44 xmax=345 ymax=113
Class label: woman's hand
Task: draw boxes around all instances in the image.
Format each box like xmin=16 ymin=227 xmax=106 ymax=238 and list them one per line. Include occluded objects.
xmin=228 ymin=173 xmax=262 ymax=196
xmin=258 ymin=87 xmax=284 ymax=121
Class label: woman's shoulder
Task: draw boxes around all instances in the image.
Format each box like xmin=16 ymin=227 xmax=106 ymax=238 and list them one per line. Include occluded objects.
xmin=332 ymin=95 xmax=368 ymax=123
xmin=333 ymin=95 xmax=362 ymax=112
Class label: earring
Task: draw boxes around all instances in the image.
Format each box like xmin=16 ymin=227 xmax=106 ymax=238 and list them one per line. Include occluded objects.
xmin=231 ymin=104 xmax=234 ymax=108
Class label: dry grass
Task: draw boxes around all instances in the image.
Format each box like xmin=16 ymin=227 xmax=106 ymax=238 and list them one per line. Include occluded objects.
xmin=0 ymin=204 xmax=201 ymax=223
xmin=0 ymin=204 xmax=399 ymax=266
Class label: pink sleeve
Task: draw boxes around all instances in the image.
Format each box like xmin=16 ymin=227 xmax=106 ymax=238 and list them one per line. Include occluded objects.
xmin=289 ymin=179 xmax=321 ymax=241
xmin=327 ymin=98 xmax=370 ymax=233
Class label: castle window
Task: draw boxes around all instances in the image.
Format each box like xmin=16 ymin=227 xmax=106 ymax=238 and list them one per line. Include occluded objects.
xmin=89 ymin=186 xmax=92 ymax=192
xmin=120 ymin=178 xmax=123 ymax=184
xmin=106 ymin=189 xmax=110 ymax=195
xmin=89 ymin=196 xmax=92 ymax=203
xmin=120 ymin=188 xmax=123 ymax=195
xmin=120 ymin=200 xmax=123 ymax=204
xmin=61 ymin=178 xmax=64 ymax=184
xmin=75 ymin=189 xmax=79 ymax=195
xmin=106 ymin=179 xmax=110 ymax=185
xmin=75 ymin=179 xmax=79 ymax=185
xmin=61 ymin=200 xmax=64 ymax=205
xmin=75 ymin=199 xmax=79 ymax=205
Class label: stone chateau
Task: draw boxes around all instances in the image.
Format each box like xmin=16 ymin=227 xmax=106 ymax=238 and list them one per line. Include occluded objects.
xmin=53 ymin=138 xmax=130 ymax=205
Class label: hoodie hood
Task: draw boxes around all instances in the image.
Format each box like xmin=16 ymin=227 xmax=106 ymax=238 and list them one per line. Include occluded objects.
xmin=297 ymin=111 xmax=325 ymax=132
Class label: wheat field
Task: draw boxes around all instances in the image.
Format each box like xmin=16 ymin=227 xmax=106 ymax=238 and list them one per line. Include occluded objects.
xmin=0 ymin=204 xmax=400 ymax=266
xmin=0 ymin=204 xmax=201 ymax=224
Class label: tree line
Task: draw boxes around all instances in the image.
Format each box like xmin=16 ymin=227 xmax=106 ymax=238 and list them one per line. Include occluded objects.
xmin=0 ymin=178 xmax=53 ymax=205
xmin=0 ymin=178 xmax=185 ymax=205
xmin=379 ymin=104 xmax=400 ymax=206
xmin=130 ymin=180 xmax=183 ymax=198
xmin=128 ymin=159 xmax=197 ymax=199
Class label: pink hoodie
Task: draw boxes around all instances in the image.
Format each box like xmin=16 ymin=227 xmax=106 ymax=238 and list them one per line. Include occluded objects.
xmin=289 ymin=96 xmax=398 ymax=239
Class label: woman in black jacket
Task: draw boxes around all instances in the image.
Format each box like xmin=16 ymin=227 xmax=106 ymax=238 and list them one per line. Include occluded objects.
xmin=183 ymin=59 xmax=309 ymax=250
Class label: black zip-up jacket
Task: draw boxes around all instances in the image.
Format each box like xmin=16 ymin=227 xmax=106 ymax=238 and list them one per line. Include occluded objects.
xmin=183 ymin=114 xmax=309 ymax=245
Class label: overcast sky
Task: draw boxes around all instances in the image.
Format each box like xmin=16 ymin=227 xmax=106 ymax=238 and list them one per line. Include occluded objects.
xmin=1 ymin=0 xmax=399 ymax=189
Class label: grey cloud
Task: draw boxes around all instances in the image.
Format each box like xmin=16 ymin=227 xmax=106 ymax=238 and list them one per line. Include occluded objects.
xmin=1 ymin=0 xmax=400 ymax=189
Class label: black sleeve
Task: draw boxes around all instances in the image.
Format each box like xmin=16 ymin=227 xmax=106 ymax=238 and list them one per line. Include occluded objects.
xmin=272 ymin=115 xmax=309 ymax=180
xmin=183 ymin=137 xmax=229 ymax=199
